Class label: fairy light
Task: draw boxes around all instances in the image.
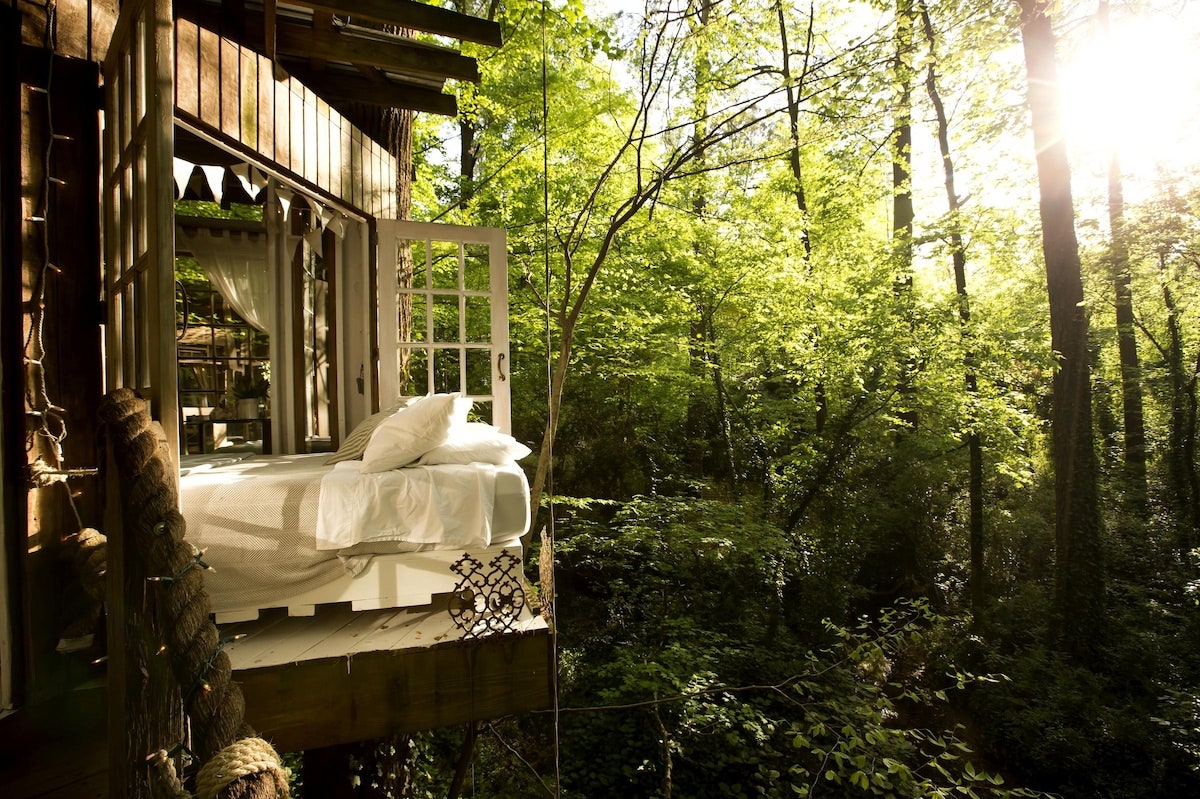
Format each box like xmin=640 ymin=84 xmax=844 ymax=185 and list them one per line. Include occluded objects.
xmin=22 ymin=20 xmax=97 ymax=533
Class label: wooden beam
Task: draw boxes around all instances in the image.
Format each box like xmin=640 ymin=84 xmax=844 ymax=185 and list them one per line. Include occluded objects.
xmin=176 ymin=2 xmax=480 ymax=83
xmin=289 ymin=65 xmax=458 ymax=116
xmin=309 ymin=10 xmax=335 ymax=73
xmin=275 ymin=20 xmax=480 ymax=83
xmin=294 ymin=0 xmax=503 ymax=47
xmin=236 ymin=629 xmax=554 ymax=753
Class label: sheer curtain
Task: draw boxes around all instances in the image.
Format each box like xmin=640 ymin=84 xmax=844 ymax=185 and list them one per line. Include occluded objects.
xmin=177 ymin=226 xmax=272 ymax=332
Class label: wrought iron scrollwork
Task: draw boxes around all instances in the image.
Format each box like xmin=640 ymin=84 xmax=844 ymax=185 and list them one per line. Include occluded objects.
xmin=449 ymin=549 xmax=524 ymax=638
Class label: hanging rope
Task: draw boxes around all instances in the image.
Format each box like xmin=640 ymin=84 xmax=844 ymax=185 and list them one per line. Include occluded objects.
xmin=99 ymin=388 xmax=288 ymax=799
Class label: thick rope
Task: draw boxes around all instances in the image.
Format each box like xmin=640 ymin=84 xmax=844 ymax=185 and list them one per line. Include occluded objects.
xmin=99 ymin=388 xmax=287 ymax=799
xmin=69 ymin=527 xmax=108 ymax=602
xmin=148 ymin=750 xmax=192 ymax=799
xmin=196 ymin=738 xmax=290 ymax=799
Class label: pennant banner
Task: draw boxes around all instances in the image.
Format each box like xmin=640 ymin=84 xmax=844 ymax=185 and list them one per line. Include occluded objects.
xmin=199 ymin=164 xmax=226 ymax=206
xmin=173 ymin=157 xmax=196 ymax=199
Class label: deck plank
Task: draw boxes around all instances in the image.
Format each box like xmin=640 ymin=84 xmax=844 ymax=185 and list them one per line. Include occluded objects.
xmin=222 ymin=605 xmax=361 ymax=669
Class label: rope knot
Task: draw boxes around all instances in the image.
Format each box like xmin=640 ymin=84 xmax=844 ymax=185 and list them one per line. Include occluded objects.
xmin=196 ymin=737 xmax=289 ymax=799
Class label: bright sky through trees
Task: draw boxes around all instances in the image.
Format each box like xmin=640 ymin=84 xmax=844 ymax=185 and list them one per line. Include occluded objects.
xmin=1059 ymin=2 xmax=1200 ymax=200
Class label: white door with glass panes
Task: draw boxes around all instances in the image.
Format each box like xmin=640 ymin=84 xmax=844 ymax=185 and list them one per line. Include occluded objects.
xmin=374 ymin=221 xmax=511 ymax=433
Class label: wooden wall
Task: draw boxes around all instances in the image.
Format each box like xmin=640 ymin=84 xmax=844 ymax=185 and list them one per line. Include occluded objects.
xmin=10 ymin=43 xmax=104 ymax=707
xmin=174 ymin=18 xmax=397 ymax=218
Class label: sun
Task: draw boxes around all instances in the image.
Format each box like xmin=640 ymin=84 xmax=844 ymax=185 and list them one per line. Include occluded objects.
xmin=1058 ymin=5 xmax=1200 ymax=187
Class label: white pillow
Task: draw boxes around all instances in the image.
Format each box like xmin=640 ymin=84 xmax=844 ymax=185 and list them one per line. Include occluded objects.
xmin=452 ymin=395 xmax=474 ymax=427
xmin=418 ymin=422 xmax=533 ymax=466
xmin=360 ymin=393 xmax=460 ymax=472
xmin=325 ymin=397 xmax=414 ymax=464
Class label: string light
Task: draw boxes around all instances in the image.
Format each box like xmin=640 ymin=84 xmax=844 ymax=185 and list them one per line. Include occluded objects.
xmin=146 ymin=543 xmax=215 ymax=584
xmin=23 ymin=35 xmax=96 ymax=535
xmin=183 ymin=634 xmax=245 ymax=705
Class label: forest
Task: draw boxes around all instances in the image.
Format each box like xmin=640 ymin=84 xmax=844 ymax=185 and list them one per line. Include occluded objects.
xmin=301 ymin=0 xmax=1200 ymax=797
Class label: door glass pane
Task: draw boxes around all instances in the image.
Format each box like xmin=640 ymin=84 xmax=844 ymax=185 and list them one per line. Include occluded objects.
xmin=406 ymin=293 xmax=428 ymax=343
xmin=399 ymin=238 xmax=424 ymax=289
xmin=466 ymin=348 xmax=491 ymax=396
xmin=464 ymin=295 xmax=490 ymax=343
xmin=433 ymin=348 xmax=460 ymax=394
xmin=464 ymin=243 xmax=490 ymax=292
xmin=431 ymin=240 xmax=459 ymax=290
xmin=433 ymin=295 xmax=459 ymax=343
xmin=402 ymin=346 xmax=428 ymax=396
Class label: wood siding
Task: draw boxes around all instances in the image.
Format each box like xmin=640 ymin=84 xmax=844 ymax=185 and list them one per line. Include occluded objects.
xmin=174 ymin=17 xmax=397 ymax=218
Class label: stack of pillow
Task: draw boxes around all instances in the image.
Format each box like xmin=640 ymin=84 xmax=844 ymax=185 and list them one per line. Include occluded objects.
xmin=326 ymin=393 xmax=530 ymax=471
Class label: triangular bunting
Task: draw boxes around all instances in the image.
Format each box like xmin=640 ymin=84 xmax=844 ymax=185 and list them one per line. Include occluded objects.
xmin=173 ymin=158 xmax=195 ymax=199
xmin=276 ymin=188 xmax=294 ymax=220
xmin=319 ymin=205 xmax=337 ymax=231
xmin=303 ymin=228 xmax=324 ymax=258
xmin=229 ymin=163 xmax=266 ymax=201
xmin=200 ymin=164 xmax=226 ymax=206
xmin=327 ymin=216 xmax=348 ymax=239
xmin=309 ymin=199 xmax=327 ymax=229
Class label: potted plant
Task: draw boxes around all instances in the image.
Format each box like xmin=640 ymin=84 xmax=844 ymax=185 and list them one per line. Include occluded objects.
xmin=229 ymin=366 xmax=269 ymax=418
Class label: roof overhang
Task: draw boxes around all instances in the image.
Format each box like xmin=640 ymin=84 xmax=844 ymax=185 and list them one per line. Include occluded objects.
xmin=174 ymin=0 xmax=502 ymax=117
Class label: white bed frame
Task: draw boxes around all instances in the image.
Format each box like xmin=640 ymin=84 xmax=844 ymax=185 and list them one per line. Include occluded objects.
xmin=212 ymin=542 xmax=523 ymax=623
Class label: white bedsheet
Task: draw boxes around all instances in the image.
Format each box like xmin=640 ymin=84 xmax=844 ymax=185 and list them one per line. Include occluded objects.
xmin=317 ymin=460 xmax=500 ymax=550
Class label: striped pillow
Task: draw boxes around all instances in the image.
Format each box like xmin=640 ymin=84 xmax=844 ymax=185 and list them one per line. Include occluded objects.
xmin=325 ymin=398 xmax=413 ymax=464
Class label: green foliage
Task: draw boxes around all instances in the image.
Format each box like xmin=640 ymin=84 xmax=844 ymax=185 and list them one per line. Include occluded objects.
xmin=174 ymin=199 xmax=263 ymax=222
xmin=545 ymin=496 xmax=1043 ymax=798
xmin=394 ymin=2 xmax=1200 ymax=796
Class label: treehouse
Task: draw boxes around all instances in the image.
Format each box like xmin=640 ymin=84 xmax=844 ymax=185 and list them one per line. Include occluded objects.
xmin=1 ymin=1 xmax=552 ymax=796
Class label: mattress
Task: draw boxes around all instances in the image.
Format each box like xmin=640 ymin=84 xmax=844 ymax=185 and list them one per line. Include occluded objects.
xmin=179 ymin=452 xmax=529 ymax=611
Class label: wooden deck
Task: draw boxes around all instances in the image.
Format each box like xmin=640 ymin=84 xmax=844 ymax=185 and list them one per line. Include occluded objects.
xmin=1 ymin=602 xmax=553 ymax=797
xmin=223 ymin=600 xmax=553 ymax=752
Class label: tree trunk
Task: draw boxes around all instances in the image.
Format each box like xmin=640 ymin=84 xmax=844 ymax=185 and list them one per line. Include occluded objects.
xmin=1099 ymin=2 xmax=1148 ymax=513
xmin=919 ymin=1 xmax=985 ymax=611
xmin=1017 ymin=0 xmax=1105 ymax=653
xmin=893 ymin=0 xmax=917 ymax=430
xmin=776 ymin=0 xmax=813 ymax=259
xmin=1161 ymin=255 xmax=1191 ymax=540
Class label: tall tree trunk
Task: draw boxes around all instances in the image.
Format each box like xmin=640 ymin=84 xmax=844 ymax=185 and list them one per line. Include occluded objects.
xmin=1161 ymin=253 xmax=1192 ymax=539
xmin=919 ymin=2 xmax=985 ymax=611
xmin=775 ymin=1 xmax=826 ymax=436
xmin=1016 ymin=0 xmax=1105 ymax=653
xmin=1187 ymin=351 xmax=1200 ymax=538
xmin=892 ymin=0 xmax=915 ymax=268
xmin=680 ymin=0 xmax=736 ymax=483
xmin=1098 ymin=1 xmax=1148 ymax=513
xmin=893 ymin=0 xmax=917 ymax=430
xmin=776 ymin=0 xmax=813 ymax=259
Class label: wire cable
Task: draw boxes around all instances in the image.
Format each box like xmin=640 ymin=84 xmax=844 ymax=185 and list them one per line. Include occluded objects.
xmin=540 ymin=1 xmax=562 ymax=795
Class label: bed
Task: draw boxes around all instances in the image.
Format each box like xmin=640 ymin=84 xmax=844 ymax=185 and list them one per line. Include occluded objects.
xmin=179 ymin=394 xmax=532 ymax=623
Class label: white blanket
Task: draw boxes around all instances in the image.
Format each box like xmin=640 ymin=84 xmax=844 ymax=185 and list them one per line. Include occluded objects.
xmin=316 ymin=461 xmax=498 ymax=550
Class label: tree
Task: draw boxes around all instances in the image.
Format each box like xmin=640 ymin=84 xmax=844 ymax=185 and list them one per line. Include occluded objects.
xmin=1097 ymin=0 xmax=1148 ymax=513
xmin=1015 ymin=0 xmax=1105 ymax=653
xmin=918 ymin=0 xmax=986 ymax=611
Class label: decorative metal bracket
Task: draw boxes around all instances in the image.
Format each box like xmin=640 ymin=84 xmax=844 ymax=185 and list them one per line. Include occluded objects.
xmin=449 ymin=549 xmax=524 ymax=638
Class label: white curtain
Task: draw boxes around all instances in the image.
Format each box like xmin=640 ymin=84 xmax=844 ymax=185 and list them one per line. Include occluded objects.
xmin=177 ymin=226 xmax=272 ymax=332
